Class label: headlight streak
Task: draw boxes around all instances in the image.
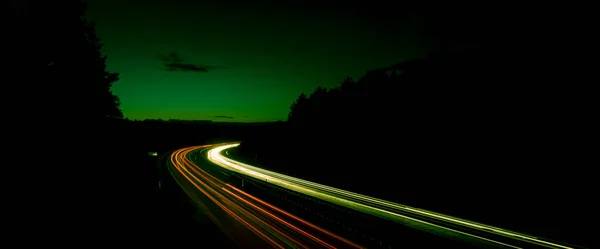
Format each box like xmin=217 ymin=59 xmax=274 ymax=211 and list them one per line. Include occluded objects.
xmin=208 ymin=143 xmax=574 ymax=249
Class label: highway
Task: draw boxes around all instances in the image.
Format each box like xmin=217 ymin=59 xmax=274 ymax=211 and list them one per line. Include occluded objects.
xmin=168 ymin=143 xmax=580 ymax=248
xmin=205 ymin=143 xmax=579 ymax=249
xmin=168 ymin=144 xmax=365 ymax=249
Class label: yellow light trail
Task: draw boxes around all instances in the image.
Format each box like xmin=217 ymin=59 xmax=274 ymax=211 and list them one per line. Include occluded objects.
xmin=207 ymin=143 xmax=575 ymax=249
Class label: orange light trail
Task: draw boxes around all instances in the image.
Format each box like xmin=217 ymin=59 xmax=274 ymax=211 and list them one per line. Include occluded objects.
xmin=168 ymin=144 xmax=364 ymax=249
xmin=174 ymin=148 xmax=305 ymax=248
xmin=170 ymin=145 xmax=284 ymax=249
xmin=222 ymin=187 xmax=336 ymax=249
xmin=226 ymin=184 xmax=363 ymax=249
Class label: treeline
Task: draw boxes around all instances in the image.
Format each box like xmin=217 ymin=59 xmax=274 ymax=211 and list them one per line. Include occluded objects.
xmin=240 ymin=50 xmax=575 ymax=186
xmin=236 ymin=50 xmax=591 ymax=246
xmin=6 ymin=1 xmax=263 ymax=244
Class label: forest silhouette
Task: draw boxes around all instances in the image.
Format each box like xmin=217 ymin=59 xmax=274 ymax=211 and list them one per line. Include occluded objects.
xmin=6 ymin=1 xmax=247 ymax=245
xmin=6 ymin=0 xmax=590 ymax=247
xmin=235 ymin=48 xmax=590 ymax=245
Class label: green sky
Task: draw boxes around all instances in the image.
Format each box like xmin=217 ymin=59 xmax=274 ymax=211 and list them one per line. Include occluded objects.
xmin=85 ymin=1 xmax=430 ymax=122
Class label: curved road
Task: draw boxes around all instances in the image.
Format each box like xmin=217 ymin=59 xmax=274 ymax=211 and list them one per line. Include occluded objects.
xmin=169 ymin=143 xmax=579 ymax=249
xmin=169 ymin=144 xmax=364 ymax=249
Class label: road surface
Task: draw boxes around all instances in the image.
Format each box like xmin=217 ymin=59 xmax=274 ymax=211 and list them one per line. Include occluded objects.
xmin=206 ymin=143 xmax=579 ymax=249
xmin=168 ymin=144 xmax=365 ymax=249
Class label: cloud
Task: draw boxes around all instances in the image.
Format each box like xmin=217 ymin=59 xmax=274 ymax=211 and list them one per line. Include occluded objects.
xmin=213 ymin=115 xmax=234 ymax=119
xmin=158 ymin=52 xmax=217 ymax=72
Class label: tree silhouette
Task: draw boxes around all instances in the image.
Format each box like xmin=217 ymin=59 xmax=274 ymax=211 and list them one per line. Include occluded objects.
xmin=83 ymin=22 xmax=124 ymax=120
xmin=5 ymin=1 xmax=132 ymax=240
xmin=9 ymin=0 xmax=123 ymax=122
xmin=257 ymin=49 xmax=560 ymax=192
xmin=76 ymin=4 xmax=124 ymax=121
xmin=288 ymin=93 xmax=309 ymax=124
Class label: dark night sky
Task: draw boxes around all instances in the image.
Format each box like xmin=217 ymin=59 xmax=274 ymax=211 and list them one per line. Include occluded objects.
xmin=83 ymin=0 xmax=446 ymax=122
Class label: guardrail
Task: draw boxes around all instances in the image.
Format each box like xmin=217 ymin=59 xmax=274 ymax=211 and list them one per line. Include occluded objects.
xmin=209 ymin=144 xmax=581 ymax=249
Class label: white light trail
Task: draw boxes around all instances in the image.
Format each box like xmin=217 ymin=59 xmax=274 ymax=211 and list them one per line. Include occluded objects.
xmin=207 ymin=143 xmax=574 ymax=249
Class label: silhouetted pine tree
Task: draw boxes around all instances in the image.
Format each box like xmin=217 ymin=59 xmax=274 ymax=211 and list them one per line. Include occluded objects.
xmin=6 ymin=1 xmax=132 ymax=243
xmin=8 ymin=0 xmax=122 ymax=124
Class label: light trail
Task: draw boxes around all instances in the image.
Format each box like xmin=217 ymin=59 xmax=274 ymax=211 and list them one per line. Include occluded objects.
xmin=225 ymin=184 xmax=361 ymax=248
xmin=208 ymin=143 xmax=575 ymax=249
xmin=168 ymin=144 xmax=364 ymax=249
